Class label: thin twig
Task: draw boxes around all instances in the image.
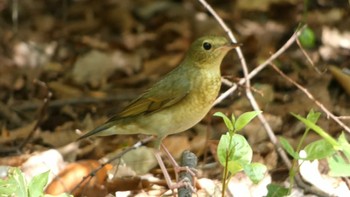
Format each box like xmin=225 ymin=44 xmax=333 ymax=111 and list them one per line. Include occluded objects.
xmin=19 ymin=79 xmax=52 ymax=150
xmin=0 ymin=80 xmax=52 ymax=155
xmin=13 ymin=94 xmax=137 ymax=112
xmin=338 ymin=116 xmax=350 ymax=120
xmin=296 ymin=38 xmax=322 ymax=74
xmin=71 ymin=136 xmax=154 ymax=194
xmin=214 ymin=26 xmax=307 ymax=105
xmin=270 ymin=63 xmax=350 ymax=134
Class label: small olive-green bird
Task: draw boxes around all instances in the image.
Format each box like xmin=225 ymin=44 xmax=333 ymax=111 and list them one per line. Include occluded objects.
xmin=78 ymin=35 xmax=239 ymax=149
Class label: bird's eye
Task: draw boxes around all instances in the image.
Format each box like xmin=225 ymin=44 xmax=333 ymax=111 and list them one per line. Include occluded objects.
xmin=203 ymin=42 xmax=212 ymax=50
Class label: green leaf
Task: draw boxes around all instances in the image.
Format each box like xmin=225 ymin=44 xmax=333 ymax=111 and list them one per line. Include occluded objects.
xmin=214 ymin=112 xmax=234 ymax=131
xmin=304 ymin=139 xmax=336 ymax=160
xmin=217 ymin=133 xmax=235 ymax=166
xmin=230 ymin=134 xmax=252 ymax=165
xmin=235 ymin=111 xmax=262 ymax=131
xmin=0 ymin=176 xmax=17 ymax=196
xmin=279 ymin=137 xmax=299 ymax=159
xmin=226 ymin=136 xmax=255 ymax=175
xmin=338 ymin=132 xmax=350 ymax=159
xmin=28 ymin=170 xmax=50 ymax=197
xmin=266 ymin=184 xmax=289 ymax=197
xmin=227 ymin=161 xmax=244 ymax=175
xmin=291 ymin=113 xmax=340 ymax=149
xmin=243 ymin=163 xmax=267 ymax=184
xmin=328 ymin=154 xmax=350 ymax=177
xmin=0 ymin=166 xmax=16 ymax=196
xmin=217 ymin=134 xmax=252 ymax=170
xmin=306 ymin=109 xmax=321 ymax=124
xmin=231 ymin=113 xmax=236 ymax=126
xmin=298 ymin=26 xmax=316 ymax=48
xmin=217 ymin=133 xmax=233 ymax=166
xmin=13 ymin=167 xmax=28 ymax=197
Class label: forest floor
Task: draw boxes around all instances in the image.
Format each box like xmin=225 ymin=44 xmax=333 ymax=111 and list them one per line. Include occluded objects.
xmin=0 ymin=0 xmax=349 ymax=196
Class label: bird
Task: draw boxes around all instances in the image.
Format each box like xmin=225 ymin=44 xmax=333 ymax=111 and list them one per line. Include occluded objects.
xmin=78 ymin=35 xmax=239 ymax=190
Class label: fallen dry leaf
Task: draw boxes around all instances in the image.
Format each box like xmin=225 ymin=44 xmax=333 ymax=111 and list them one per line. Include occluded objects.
xmin=46 ymin=160 xmax=111 ymax=196
xmin=72 ymin=50 xmax=141 ymax=88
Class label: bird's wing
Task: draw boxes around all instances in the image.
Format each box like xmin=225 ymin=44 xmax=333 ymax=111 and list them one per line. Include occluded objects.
xmin=114 ymin=73 xmax=191 ymax=119
xmin=78 ymin=76 xmax=190 ymax=140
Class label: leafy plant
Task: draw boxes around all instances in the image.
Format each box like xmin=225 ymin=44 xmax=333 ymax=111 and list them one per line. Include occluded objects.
xmin=266 ymin=184 xmax=289 ymax=197
xmin=275 ymin=109 xmax=350 ymax=195
xmin=214 ymin=111 xmax=266 ymax=197
xmin=0 ymin=167 xmax=72 ymax=197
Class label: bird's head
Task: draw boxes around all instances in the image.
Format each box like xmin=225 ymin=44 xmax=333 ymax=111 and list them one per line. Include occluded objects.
xmin=185 ymin=36 xmax=240 ymax=69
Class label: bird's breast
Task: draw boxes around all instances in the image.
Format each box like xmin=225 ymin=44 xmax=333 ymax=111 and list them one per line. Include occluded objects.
xmin=191 ymin=72 xmax=221 ymax=106
xmin=186 ymin=70 xmax=221 ymax=113
xmin=160 ymin=69 xmax=221 ymax=133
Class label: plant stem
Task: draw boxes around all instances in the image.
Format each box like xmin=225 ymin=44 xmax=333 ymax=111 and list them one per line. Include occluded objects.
xmin=289 ymin=128 xmax=309 ymax=191
xmin=222 ymin=132 xmax=234 ymax=197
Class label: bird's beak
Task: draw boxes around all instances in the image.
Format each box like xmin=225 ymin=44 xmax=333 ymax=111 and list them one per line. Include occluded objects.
xmin=228 ymin=42 xmax=242 ymax=49
xmin=231 ymin=43 xmax=243 ymax=48
xmin=219 ymin=42 xmax=242 ymax=51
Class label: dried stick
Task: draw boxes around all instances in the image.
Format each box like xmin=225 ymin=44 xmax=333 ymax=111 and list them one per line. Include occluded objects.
xmin=270 ymin=63 xmax=350 ymax=133
xmin=296 ymin=38 xmax=322 ymax=74
xmin=71 ymin=136 xmax=154 ymax=194
xmin=0 ymin=79 xmax=52 ymax=155
xmin=215 ymin=27 xmax=307 ymax=105
xmin=18 ymin=79 xmax=52 ymax=150
xmin=13 ymin=94 xmax=136 ymax=112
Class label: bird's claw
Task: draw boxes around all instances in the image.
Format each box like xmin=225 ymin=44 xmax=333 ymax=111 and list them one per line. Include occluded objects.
xmin=168 ymin=177 xmax=196 ymax=192
xmin=175 ymin=166 xmax=198 ymax=177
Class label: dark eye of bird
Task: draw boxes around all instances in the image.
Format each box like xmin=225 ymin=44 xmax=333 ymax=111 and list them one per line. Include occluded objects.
xmin=203 ymin=42 xmax=212 ymax=50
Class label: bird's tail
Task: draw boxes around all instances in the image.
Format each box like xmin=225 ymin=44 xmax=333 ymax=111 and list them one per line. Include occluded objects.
xmin=77 ymin=121 xmax=116 ymax=141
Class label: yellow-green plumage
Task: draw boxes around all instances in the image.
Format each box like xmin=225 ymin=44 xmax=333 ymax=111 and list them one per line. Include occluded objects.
xmin=78 ymin=36 xmax=238 ymax=149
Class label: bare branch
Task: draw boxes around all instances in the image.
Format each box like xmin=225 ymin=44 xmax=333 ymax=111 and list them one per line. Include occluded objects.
xmin=270 ymin=63 xmax=350 ymax=134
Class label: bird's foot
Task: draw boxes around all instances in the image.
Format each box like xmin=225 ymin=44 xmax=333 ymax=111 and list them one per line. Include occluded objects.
xmin=168 ymin=177 xmax=196 ymax=192
xmin=175 ymin=166 xmax=197 ymax=177
xmin=154 ymin=149 xmax=197 ymax=194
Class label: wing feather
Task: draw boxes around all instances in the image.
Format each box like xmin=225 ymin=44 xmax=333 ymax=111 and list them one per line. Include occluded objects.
xmin=110 ymin=70 xmax=191 ymax=120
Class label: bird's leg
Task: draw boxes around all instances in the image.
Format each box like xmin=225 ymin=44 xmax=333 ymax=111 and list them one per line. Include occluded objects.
xmin=160 ymin=143 xmax=197 ymax=179
xmin=154 ymin=150 xmax=193 ymax=192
